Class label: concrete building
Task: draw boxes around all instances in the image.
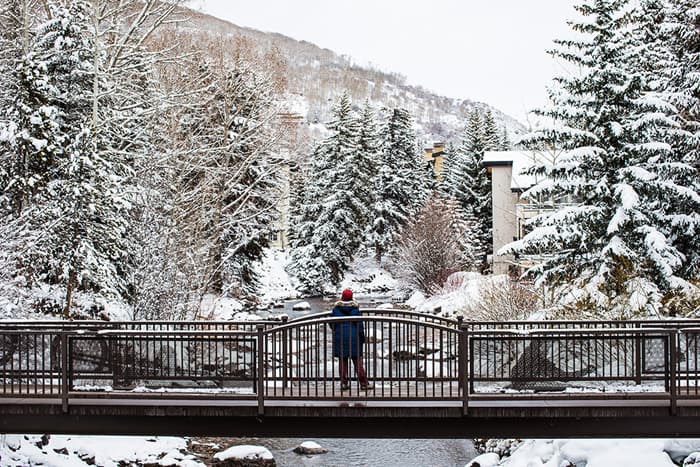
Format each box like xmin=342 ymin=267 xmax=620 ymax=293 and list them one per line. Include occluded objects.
xmin=424 ymin=142 xmax=447 ymax=180
xmin=269 ymin=112 xmax=305 ymax=250
xmin=483 ymin=150 xmax=557 ymax=275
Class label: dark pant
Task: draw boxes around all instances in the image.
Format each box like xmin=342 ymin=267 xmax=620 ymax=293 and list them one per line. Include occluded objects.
xmin=339 ymin=356 xmax=369 ymax=386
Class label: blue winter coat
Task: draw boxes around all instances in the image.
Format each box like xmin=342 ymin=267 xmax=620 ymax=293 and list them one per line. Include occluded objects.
xmin=331 ymin=300 xmax=365 ymax=358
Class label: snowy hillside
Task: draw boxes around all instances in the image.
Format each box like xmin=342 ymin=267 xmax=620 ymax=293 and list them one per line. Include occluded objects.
xmin=180 ymin=7 xmax=526 ymax=145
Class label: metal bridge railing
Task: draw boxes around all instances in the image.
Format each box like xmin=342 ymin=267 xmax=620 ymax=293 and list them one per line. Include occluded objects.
xmin=2 ymin=317 xmax=700 ymax=416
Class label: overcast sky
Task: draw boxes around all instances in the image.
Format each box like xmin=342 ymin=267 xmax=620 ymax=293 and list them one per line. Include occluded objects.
xmin=192 ymin=0 xmax=579 ymax=124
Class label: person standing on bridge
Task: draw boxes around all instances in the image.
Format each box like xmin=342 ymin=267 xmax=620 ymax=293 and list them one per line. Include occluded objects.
xmin=331 ymin=288 xmax=373 ymax=391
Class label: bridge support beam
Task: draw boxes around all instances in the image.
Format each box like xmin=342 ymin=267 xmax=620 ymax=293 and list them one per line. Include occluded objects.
xmin=4 ymin=413 xmax=700 ymax=438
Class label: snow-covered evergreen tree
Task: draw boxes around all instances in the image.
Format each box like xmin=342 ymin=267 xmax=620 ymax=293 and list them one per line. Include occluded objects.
xmin=287 ymin=146 xmax=328 ymax=294
xmin=482 ymin=109 xmax=501 ymax=153
xmin=440 ymin=110 xmax=492 ymax=272
xmin=500 ymin=126 xmax=512 ymax=150
xmin=0 ymin=1 xmax=25 ymax=215
xmin=659 ymin=0 xmax=700 ymax=283
xmin=504 ymin=0 xmax=699 ymax=317
xmin=368 ymin=107 xmax=427 ymax=263
xmin=288 ymin=93 xmax=365 ymax=288
xmin=355 ymin=100 xmax=380 ymax=235
xmin=10 ymin=1 xmax=133 ymax=315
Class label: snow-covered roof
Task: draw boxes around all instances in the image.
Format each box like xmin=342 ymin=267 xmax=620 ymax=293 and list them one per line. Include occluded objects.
xmin=483 ymin=150 xmax=551 ymax=191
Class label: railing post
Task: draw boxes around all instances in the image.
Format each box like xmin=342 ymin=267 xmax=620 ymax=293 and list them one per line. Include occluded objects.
xmin=257 ymin=324 xmax=265 ymax=417
xmin=634 ymin=330 xmax=642 ymax=385
xmin=669 ymin=330 xmax=678 ymax=416
xmin=281 ymin=316 xmax=288 ymax=390
xmin=456 ymin=316 xmax=464 ymax=394
xmin=458 ymin=322 xmax=468 ymax=416
xmin=60 ymin=333 xmax=69 ymax=414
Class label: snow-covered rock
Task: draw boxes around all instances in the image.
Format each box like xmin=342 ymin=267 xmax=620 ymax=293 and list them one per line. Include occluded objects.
xmin=685 ymin=453 xmax=700 ymax=467
xmin=213 ymin=445 xmax=275 ymax=466
xmin=666 ymin=440 xmax=700 ymax=464
xmin=230 ymin=311 xmax=261 ymax=322
xmin=293 ymin=441 xmax=328 ymax=455
xmin=292 ymin=301 xmax=311 ymax=311
xmin=465 ymin=452 xmax=500 ymax=467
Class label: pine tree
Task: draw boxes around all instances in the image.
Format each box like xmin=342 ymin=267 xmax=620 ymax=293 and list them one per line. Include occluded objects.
xmin=288 ymin=93 xmax=365 ymax=289
xmin=368 ymin=107 xmax=427 ymax=263
xmin=500 ymin=127 xmax=512 ymax=150
xmin=505 ymin=0 xmax=698 ymax=317
xmin=287 ymin=146 xmax=329 ymax=294
xmin=481 ymin=109 xmax=501 ymax=152
xmin=0 ymin=0 xmax=57 ymax=218
xmin=14 ymin=1 xmax=132 ymax=315
xmin=660 ymin=0 xmax=700 ymax=281
xmin=355 ymin=100 xmax=380 ymax=235
xmin=440 ymin=110 xmax=492 ymax=271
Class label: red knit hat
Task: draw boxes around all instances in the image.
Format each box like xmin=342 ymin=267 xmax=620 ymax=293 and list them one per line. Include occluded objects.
xmin=341 ymin=288 xmax=353 ymax=301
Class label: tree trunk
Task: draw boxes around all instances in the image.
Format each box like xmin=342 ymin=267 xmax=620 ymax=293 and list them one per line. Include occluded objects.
xmin=63 ymin=268 xmax=77 ymax=319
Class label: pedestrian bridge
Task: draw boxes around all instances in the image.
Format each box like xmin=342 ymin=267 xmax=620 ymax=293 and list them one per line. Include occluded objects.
xmin=2 ymin=310 xmax=700 ymax=438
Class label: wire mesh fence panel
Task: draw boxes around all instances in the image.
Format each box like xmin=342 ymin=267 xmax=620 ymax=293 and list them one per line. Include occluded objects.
xmin=469 ymin=330 xmax=670 ymax=394
xmin=96 ymin=331 xmax=257 ymax=394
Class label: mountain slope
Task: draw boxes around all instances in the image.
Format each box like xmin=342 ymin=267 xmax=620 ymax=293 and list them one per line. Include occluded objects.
xmin=182 ymin=8 xmax=526 ymax=144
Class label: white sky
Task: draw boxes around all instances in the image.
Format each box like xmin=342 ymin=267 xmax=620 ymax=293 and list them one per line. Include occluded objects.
xmin=192 ymin=0 xmax=579 ymax=124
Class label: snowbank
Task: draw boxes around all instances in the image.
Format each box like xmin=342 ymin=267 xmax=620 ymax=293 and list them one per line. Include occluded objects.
xmin=254 ymin=248 xmax=299 ymax=302
xmin=197 ymin=294 xmax=244 ymax=320
xmin=406 ymin=272 xmax=504 ymax=316
xmin=482 ymin=439 xmax=700 ymax=467
xmin=0 ymin=281 xmax=131 ymax=322
xmin=339 ymin=255 xmax=398 ymax=296
xmin=0 ymin=434 xmax=202 ymax=467
xmin=466 ymin=452 xmax=499 ymax=467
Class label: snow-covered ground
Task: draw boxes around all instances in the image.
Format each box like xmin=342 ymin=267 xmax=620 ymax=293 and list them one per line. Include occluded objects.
xmin=0 ymin=434 xmax=202 ymax=467
xmin=406 ymin=271 xmax=487 ymax=314
xmin=405 ymin=271 xmax=523 ymax=320
xmin=468 ymin=439 xmax=700 ymax=467
xmin=339 ymin=254 xmax=399 ymax=297
xmin=253 ymin=248 xmax=300 ymax=303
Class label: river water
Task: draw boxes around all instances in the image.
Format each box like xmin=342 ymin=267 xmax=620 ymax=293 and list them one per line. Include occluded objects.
xmin=225 ymin=437 xmax=477 ymax=467
xmin=250 ymin=297 xmax=478 ymax=467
